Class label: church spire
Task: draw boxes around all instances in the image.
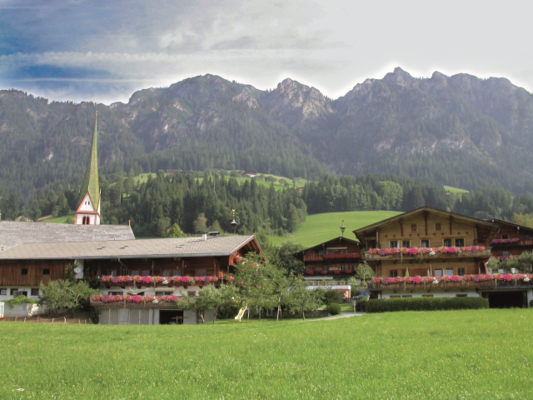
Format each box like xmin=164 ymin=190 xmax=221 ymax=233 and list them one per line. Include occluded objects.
xmin=74 ymin=108 xmax=101 ymax=225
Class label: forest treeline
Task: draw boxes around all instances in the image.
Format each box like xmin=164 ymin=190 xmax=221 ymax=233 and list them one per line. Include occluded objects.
xmin=4 ymin=171 xmax=533 ymax=237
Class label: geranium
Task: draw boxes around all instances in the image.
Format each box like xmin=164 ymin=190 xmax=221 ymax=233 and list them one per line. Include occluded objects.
xmin=405 ymin=276 xmax=423 ymax=284
xmin=424 ymin=276 xmax=434 ymax=283
xmin=444 ymin=275 xmax=461 ymax=283
xmin=333 ymin=270 xmax=341 ymax=275
xmin=92 ymin=295 xmax=103 ymax=301
xmin=144 ymin=296 xmax=154 ymax=302
xmin=208 ymin=276 xmax=219 ymax=282
xmin=372 ymin=277 xmax=383 ymax=284
xmin=235 ymin=255 xmax=242 ymax=263
xmin=101 ymin=276 xmax=113 ymax=282
xmin=382 ymin=277 xmax=403 ymax=285
xmin=305 ymin=270 xmax=314 ymax=275
xmin=405 ymin=248 xmax=420 ymax=256
xmin=441 ymin=247 xmax=460 ymax=254
xmin=152 ymin=297 xmax=160 ymax=304
xmin=345 ymin=270 xmax=353 ymax=274
xmin=320 ymin=271 xmax=328 ymax=275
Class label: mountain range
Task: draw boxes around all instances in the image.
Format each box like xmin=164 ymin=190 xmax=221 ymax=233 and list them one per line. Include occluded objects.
xmin=2 ymin=67 xmax=533 ymax=200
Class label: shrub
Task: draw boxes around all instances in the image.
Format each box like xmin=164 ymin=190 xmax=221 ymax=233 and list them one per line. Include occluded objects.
xmin=327 ymin=303 xmax=341 ymax=315
xmin=323 ymin=290 xmax=343 ymax=305
xmin=366 ymin=297 xmax=489 ymax=313
xmin=4 ymin=295 xmax=38 ymax=308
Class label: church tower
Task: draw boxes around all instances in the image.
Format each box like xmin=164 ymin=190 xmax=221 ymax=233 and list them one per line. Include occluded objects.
xmin=74 ymin=110 xmax=101 ymax=225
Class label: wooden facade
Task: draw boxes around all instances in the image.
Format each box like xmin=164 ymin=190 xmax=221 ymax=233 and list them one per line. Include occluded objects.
xmin=489 ymin=219 xmax=533 ymax=260
xmin=295 ymin=236 xmax=362 ymax=277
xmin=354 ymin=207 xmax=500 ymax=296
xmin=0 ymin=259 xmax=68 ymax=287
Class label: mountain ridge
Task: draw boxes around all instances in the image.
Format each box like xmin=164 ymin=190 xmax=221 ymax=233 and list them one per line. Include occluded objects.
xmin=2 ymin=67 xmax=533 ymax=200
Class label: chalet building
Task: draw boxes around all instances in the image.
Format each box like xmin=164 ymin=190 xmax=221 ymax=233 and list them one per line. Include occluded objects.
xmin=488 ymin=219 xmax=533 ymax=260
xmin=74 ymin=111 xmax=101 ymax=225
xmin=353 ymin=207 xmax=533 ymax=308
xmin=0 ymin=234 xmax=263 ymax=325
xmin=294 ymin=236 xmax=362 ymax=300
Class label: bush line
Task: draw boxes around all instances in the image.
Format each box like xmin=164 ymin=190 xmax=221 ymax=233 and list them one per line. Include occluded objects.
xmin=366 ymin=297 xmax=489 ymax=313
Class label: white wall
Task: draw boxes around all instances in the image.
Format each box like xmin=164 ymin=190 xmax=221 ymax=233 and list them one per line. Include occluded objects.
xmin=3 ymin=304 xmax=48 ymax=318
xmin=380 ymin=290 xmax=480 ymax=299
xmin=0 ymin=287 xmax=41 ymax=302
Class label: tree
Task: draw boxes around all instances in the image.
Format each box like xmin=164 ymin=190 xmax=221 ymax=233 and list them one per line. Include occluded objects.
xmin=167 ymin=223 xmax=187 ymax=238
xmin=355 ymin=262 xmax=375 ymax=288
xmin=284 ymin=275 xmax=323 ymax=321
xmin=39 ymin=280 xmax=99 ymax=316
xmin=193 ymin=283 xmax=239 ymax=324
xmin=269 ymin=242 xmax=305 ymax=274
xmin=193 ymin=213 xmax=208 ymax=234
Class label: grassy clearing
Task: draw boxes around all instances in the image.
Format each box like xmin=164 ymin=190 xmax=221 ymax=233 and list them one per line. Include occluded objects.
xmin=43 ymin=214 xmax=74 ymax=224
xmin=1 ymin=309 xmax=531 ymax=399
xmin=268 ymin=210 xmax=402 ymax=247
xmin=444 ymin=185 xmax=469 ymax=194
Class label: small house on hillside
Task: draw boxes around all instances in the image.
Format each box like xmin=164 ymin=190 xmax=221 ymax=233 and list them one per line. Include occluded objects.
xmin=488 ymin=218 xmax=533 ymax=261
xmin=244 ymin=170 xmax=257 ymax=178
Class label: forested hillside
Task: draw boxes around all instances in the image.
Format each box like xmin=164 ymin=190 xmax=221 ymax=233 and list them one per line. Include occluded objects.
xmin=2 ymin=68 xmax=533 ymax=204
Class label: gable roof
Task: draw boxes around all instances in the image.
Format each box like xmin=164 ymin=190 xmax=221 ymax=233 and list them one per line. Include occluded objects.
xmin=0 ymin=221 xmax=135 ymax=252
xmin=293 ymin=236 xmax=361 ymax=259
xmin=77 ymin=112 xmax=100 ymax=209
xmin=489 ymin=218 xmax=533 ymax=233
xmin=353 ymin=206 xmax=498 ymax=241
xmin=0 ymin=235 xmax=261 ymax=261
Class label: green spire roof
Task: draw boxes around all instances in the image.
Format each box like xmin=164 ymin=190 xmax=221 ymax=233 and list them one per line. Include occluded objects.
xmin=78 ymin=111 xmax=100 ymax=209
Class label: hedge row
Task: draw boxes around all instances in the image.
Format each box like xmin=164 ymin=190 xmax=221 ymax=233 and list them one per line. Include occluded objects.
xmin=366 ymin=297 xmax=489 ymax=313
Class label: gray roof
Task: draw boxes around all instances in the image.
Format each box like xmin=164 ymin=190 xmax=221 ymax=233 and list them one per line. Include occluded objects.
xmin=0 ymin=221 xmax=135 ymax=252
xmin=0 ymin=235 xmax=259 ymax=260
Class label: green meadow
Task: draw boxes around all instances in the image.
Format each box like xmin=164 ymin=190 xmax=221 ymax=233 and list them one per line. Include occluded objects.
xmin=43 ymin=214 xmax=74 ymax=224
xmin=268 ymin=210 xmax=402 ymax=247
xmin=444 ymin=185 xmax=469 ymax=194
xmin=1 ymin=309 xmax=531 ymax=399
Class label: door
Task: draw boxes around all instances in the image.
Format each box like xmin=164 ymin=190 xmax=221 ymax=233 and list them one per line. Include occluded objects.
xmin=118 ymin=308 xmax=129 ymax=325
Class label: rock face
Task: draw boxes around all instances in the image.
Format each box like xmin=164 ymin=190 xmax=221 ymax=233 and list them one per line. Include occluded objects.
xmin=2 ymin=68 xmax=533 ymax=196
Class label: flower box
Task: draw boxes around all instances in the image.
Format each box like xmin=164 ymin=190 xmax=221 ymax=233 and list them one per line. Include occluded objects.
xmin=305 ymin=270 xmax=314 ymax=275
xmin=320 ymin=271 xmax=328 ymax=275
xmin=333 ymin=270 xmax=341 ymax=275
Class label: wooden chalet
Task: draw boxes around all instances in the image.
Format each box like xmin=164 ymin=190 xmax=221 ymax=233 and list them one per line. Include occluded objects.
xmin=0 ymin=235 xmax=264 ymax=324
xmin=294 ymin=236 xmax=362 ymax=300
xmin=488 ymin=218 xmax=533 ymax=260
xmin=352 ymin=207 xmax=533 ymax=308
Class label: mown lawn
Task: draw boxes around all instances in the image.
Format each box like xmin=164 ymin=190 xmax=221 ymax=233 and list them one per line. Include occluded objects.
xmin=268 ymin=210 xmax=402 ymax=247
xmin=1 ymin=309 xmax=532 ymax=399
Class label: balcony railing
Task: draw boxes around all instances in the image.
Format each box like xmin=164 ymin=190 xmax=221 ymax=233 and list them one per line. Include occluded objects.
xmin=365 ymin=246 xmax=491 ymax=260
xmin=367 ymin=273 xmax=532 ymax=291
xmin=304 ymin=280 xmax=357 ymax=287
xmin=303 ymin=254 xmax=323 ymax=262
xmin=491 ymin=239 xmax=533 ymax=246
xmin=305 ymin=269 xmax=355 ymax=276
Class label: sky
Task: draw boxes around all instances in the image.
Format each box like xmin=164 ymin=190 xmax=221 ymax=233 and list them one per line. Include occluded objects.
xmin=1 ymin=0 xmax=532 ymax=104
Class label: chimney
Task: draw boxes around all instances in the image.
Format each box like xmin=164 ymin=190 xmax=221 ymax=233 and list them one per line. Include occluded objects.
xmin=202 ymin=234 xmax=208 ymax=241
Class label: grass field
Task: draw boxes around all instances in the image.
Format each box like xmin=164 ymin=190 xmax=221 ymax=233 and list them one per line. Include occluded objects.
xmin=1 ymin=309 xmax=532 ymax=399
xmin=43 ymin=214 xmax=74 ymax=224
xmin=268 ymin=210 xmax=402 ymax=247
xmin=444 ymin=185 xmax=469 ymax=194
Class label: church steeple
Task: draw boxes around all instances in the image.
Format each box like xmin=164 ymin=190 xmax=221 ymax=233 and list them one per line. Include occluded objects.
xmin=74 ymin=109 xmax=101 ymax=225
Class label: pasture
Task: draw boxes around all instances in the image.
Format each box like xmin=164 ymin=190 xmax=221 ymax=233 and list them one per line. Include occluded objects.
xmin=268 ymin=210 xmax=401 ymax=247
xmin=2 ymin=309 xmax=531 ymax=399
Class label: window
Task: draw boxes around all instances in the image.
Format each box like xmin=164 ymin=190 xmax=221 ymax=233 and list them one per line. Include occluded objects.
xmin=444 ymin=239 xmax=452 ymax=247
xmin=503 ymin=251 xmax=509 ymax=257
xmin=341 ymin=250 xmax=347 ymax=254
xmin=162 ymin=270 xmax=171 ymax=277
xmin=322 ymin=265 xmax=328 ymax=271
xmin=401 ymin=269 xmax=407 ymax=277
xmin=0 ymin=288 xmax=7 ymax=295
xmin=109 ymin=291 xmax=123 ymax=295
xmin=421 ymin=240 xmax=430 ymax=248
xmin=446 ymin=269 xmax=454 ymax=276
xmin=411 ymin=224 xmax=417 ymax=232
xmin=131 ymin=270 xmax=139 ymax=276
xmin=327 ymin=250 xmax=334 ymax=255
xmin=390 ymin=240 xmax=399 ymax=248
xmin=434 ymin=269 xmax=442 ymax=277
xmin=502 ymin=235 xmax=508 ymax=239
xmin=197 ymin=270 xmax=206 ymax=277
xmin=389 ymin=270 xmax=398 ymax=277
xmin=187 ymin=291 xmax=196 ymax=297
xmin=108 ymin=270 xmax=117 ymax=277
xmin=21 ymin=269 xmax=28 ymax=276
xmin=455 ymin=238 xmax=465 ymax=247
xmin=172 ymin=270 xmax=181 ymax=276
xmin=526 ymin=235 xmax=531 ymax=241
xmin=422 ymin=294 xmax=434 ymax=297
xmin=458 ymin=268 xmax=465 ymax=276
xmin=31 ymin=289 xmax=39 ymax=296
xmin=319 ymin=251 xmax=324 ymax=256
xmin=10 ymin=288 xmax=18 ymax=295
xmin=159 ymin=291 xmax=173 ymax=296
xmin=82 ymin=216 xmax=91 ymax=225
xmin=14 ymin=291 xmax=27 ymax=298
xmin=435 ymin=223 xmax=442 ymax=231
xmin=141 ymin=270 xmax=150 ymax=276
xmin=402 ymin=240 xmax=410 ymax=248
xmin=42 ymin=269 xmax=50 ymax=275
xmin=340 ymin=264 xmax=346 ymax=271
xmin=456 ymin=294 xmax=467 ymax=298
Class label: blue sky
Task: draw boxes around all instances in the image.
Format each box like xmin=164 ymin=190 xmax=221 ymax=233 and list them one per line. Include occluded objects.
xmin=1 ymin=0 xmax=532 ymax=104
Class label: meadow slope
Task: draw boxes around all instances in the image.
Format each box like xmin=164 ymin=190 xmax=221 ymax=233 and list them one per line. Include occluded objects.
xmin=1 ymin=309 xmax=532 ymax=399
xmin=268 ymin=210 xmax=402 ymax=247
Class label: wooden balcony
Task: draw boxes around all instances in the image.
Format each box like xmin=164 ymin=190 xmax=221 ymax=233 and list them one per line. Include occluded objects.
xmin=303 ymin=253 xmax=361 ymax=262
xmin=365 ymin=248 xmax=491 ymax=261
xmin=303 ymin=254 xmax=323 ymax=262
xmin=367 ymin=275 xmax=532 ymax=291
